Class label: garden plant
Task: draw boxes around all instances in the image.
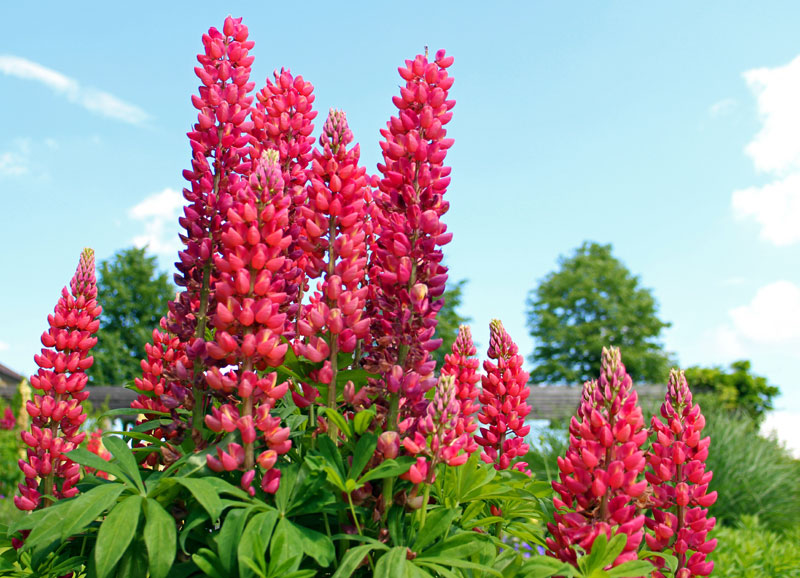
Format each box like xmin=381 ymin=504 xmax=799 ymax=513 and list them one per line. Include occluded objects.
xmin=1 ymin=16 xmax=721 ymax=578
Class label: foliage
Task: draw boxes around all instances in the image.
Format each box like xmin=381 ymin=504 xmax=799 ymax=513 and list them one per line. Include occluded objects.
xmin=525 ymin=242 xmax=671 ymax=384
xmin=702 ymin=404 xmax=800 ymax=532
xmin=431 ymin=279 xmax=471 ymax=370
xmin=711 ymin=516 xmax=800 ymax=577
xmin=88 ymin=247 xmax=174 ymax=386
xmin=684 ymin=360 xmax=779 ymax=423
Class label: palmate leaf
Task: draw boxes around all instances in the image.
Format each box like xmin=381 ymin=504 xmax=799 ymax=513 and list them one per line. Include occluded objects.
xmin=103 ymin=434 xmax=145 ymax=493
xmin=94 ymin=494 xmax=143 ymax=578
xmin=412 ymin=508 xmax=459 ymax=552
xmin=144 ymin=497 xmax=177 ymax=578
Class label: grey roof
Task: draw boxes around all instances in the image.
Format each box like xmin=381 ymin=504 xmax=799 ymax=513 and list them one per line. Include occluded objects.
xmin=526 ymin=384 xmax=666 ymax=421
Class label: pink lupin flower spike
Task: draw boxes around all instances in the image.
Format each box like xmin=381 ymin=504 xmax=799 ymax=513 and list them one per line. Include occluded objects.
xmin=475 ymin=320 xmax=531 ymax=471
xmin=440 ymin=325 xmax=480 ymax=456
xmin=16 ymin=248 xmax=101 ymax=511
xmin=646 ymin=369 xmax=717 ymax=578
xmin=546 ymin=347 xmax=648 ymax=568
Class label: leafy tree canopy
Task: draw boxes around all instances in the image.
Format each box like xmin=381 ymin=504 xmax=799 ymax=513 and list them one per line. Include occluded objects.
xmin=88 ymin=247 xmax=174 ymax=385
xmin=431 ymin=279 xmax=471 ymax=369
xmin=684 ymin=360 xmax=779 ymax=424
xmin=526 ymin=241 xmax=671 ymax=384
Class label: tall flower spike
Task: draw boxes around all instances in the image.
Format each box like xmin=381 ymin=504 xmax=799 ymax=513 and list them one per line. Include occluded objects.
xmin=546 ymin=347 xmax=648 ymax=568
xmin=16 ymin=248 xmax=101 ymax=511
xmin=366 ymin=49 xmax=456 ymax=426
xmin=646 ymin=370 xmax=717 ymax=578
xmin=251 ymin=68 xmax=317 ymax=334
xmin=172 ymin=15 xmax=255 ymax=346
xmin=204 ymin=150 xmax=292 ymax=495
xmin=475 ymin=320 xmax=531 ymax=470
xmin=294 ymin=109 xmax=370 ymax=415
xmin=440 ymin=325 xmax=480 ymax=455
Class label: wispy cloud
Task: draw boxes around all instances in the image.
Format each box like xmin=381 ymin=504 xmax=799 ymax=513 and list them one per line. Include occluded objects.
xmin=729 ymin=281 xmax=800 ymax=344
xmin=0 ymin=340 xmax=9 ymax=352
xmin=129 ymin=188 xmax=184 ymax=256
xmin=0 ymin=55 xmax=149 ymax=125
xmin=709 ymin=97 xmax=736 ymax=118
xmin=0 ymin=138 xmax=31 ymax=178
xmin=732 ymin=55 xmax=800 ymax=245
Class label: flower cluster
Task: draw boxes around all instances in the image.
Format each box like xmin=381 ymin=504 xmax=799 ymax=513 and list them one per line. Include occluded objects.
xmin=0 ymin=408 xmax=14 ymax=430
xmin=203 ymin=150 xmax=293 ymax=495
xmin=367 ymin=49 xmax=456 ymax=424
xmin=172 ymin=15 xmax=255 ymax=346
xmin=440 ymin=325 xmax=480 ymax=456
xmin=646 ymin=370 xmax=717 ymax=577
xmin=85 ymin=431 xmax=112 ymax=480
xmin=400 ymin=374 xmax=470 ymax=484
xmin=295 ymin=109 xmax=371 ymax=410
xmin=251 ymin=68 xmax=317 ymax=331
xmin=475 ymin=320 xmax=531 ymax=471
xmin=16 ymin=249 xmax=101 ymax=511
xmin=547 ymin=347 xmax=647 ymax=567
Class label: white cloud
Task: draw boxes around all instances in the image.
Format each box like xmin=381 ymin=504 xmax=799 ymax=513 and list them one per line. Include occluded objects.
xmin=743 ymin=55 xmax=800 ymax=174
xmin=129 ymin=188 xmax=184 ymax=256
xmin=762 ymin=410 xmax=800 ymax=458
xmin=709 ymin=325 xmax=746 ymax=359
xmin=732 ymin=172 xmax=800 ymax=245
xmin=0 ymin=54 xmax=149 ymax=125
xmin=0 ymin=138 xmax=32 ymax=178
xmin=709 ymin=98 xmax=736 ymax=118
xmin=733 ymin=55 xmax=800 ymax=245
xmin=0 ymin=340 xmax=9 ymax=352
xmin=729 ymin=281 xmax=800 ymax=344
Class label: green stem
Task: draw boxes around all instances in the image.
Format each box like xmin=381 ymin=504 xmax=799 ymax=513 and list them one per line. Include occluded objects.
xmin=419 ymin=483 xmax=432 ymax=530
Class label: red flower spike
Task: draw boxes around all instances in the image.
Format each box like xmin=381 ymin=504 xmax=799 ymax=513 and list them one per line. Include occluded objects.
xmin=204 ymin=149 xmax=293 ymax=494
xmin=440 ymin=325 xmax=480 ymax=456
xmin=16 ymin=249 xmax=101 ymax=511
xmin=475 ymin=320 xmax=531 ymax=471
xmin=646 ymin=370 xmax=717 ymax=578
xmin=366 ymin=49 xmax=455 ymax=425
xmin=546 ymin=347 xmax=647 ymax=569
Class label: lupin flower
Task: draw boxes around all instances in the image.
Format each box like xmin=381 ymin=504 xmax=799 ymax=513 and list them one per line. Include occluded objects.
xmin=366 ymin=49 xmax=456 ymax=426
xmin=16 ymin=249 xmax=101 ymax=511
xmin=400 ymin=374 xmax=470 ymax=484
xmin=171 ymin=15 xmax=255 ymax=347
xmin=85 ymin=431 xmax=112 ymax=480
xmin=251 ymin=68 xmax=317 ymax=332
xmin=294 ymin=109 xmax=370 ymax=411
xmin=475 ymin=320 xmax=531 ymax=471
xmin=546 ymin=347 xmax=648 ymax=568
xmin=204 ymin=150 xmax=292 ymax=495
xmin=0 ymin=408 xmax=14 ymax=430
xmin=646 ymin=370 xmax=717 ymax=578
xmin=440 ymin=325 xmax=481 ymax=456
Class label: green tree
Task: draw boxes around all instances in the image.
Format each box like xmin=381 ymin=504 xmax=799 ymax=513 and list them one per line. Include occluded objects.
xmin=526 ymin=241 xmax=671 ymax=384
xmin=684 ymin=360 xmax=779 ymax=424
xmin=431 ymin=279 xmax=471 ymax=369
xmin=88 ymin=247 xmax=174 ymax=385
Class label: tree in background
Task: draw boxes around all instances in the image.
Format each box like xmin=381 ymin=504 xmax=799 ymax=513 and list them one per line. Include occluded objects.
xmin=684 ymin=360 xmax=779 ymax=424
xmin=431 ymin=279 xmax=471 ymax=369
xmin=88 ymin=247 xmax=174 ymax=385
xmin=526 ymin=241 xmax=671 ymax=384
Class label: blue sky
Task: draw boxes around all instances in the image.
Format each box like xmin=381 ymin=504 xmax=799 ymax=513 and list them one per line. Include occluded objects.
xmin=1 ymin=1 xmax=799 ymax=452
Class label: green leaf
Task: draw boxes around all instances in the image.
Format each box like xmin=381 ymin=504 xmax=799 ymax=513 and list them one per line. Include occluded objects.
xmin=324 ymin=408 xmax=352 ymax=439
xmin=107 ymin=430 xmax=166 ymax=447
xmin=599 ymin=533 xmax=627 ymax=568
xmin=144 ymin=498 xmax=177 ymax=578
xmin=374 ymin=546 xmax=409 ymax=578
xmin=605 ymin=560 xmax=657 ymax=577
xmin=61 ymin=481 xmax=126 ymax=537
xmin=66 ymin=447 xmax=129 ymax=482
xmin=348 ymin=433 xmax=378 ymax=480
xmin=579 ymin=532 xmax=608 ymax=574
xmin=268 ymin=518 xmax=303 ymax=574
xmin=192 ymin=548 xmax=227 ymax=578
xmin=413 ymin=508 xmax=458 ymax=552
xmin=100 ymin=407 xmax=170 ymax=418
xmin=95 ymin=494 xmax=143 ymax=578
xmin=218 ymin=507 xmax=251 ymax=575
xmin=520 ymin=556 xmax=574 ymax=578
xmin=115 ymin=536 xmax=149 ymax=578
xmin=332 ymin=544 xmax=386 ymax=578
xmin=175 ymin=477 xmax=224 ymax=521
xmin=238 ymin=510 xmax=278 ymax=578
xmin=103 ymin=435 xmax=145 ymax=492
xmin=179 ymin=508 xmax=209 ymax=554
xmin=353 ymin=409 xmax=376 ymax=435
xmin=203 ymin=475 xmax=252 ymax=500
xmin=416 ymin=556 xmax=502 ymax=576
xmin=317 ymin=436 xmax=346 ymax=478
xmin=296 ymin=524 xmax=335 ymax=567
xmin=358 ymin=456 xmax=415 ymax=484
xmin=131 ymin=418 xmax=174 ymax=433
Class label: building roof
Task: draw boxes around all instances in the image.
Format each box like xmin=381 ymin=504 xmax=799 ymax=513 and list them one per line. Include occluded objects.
xmin=0 ymin=362 xmax=24 ymax=385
